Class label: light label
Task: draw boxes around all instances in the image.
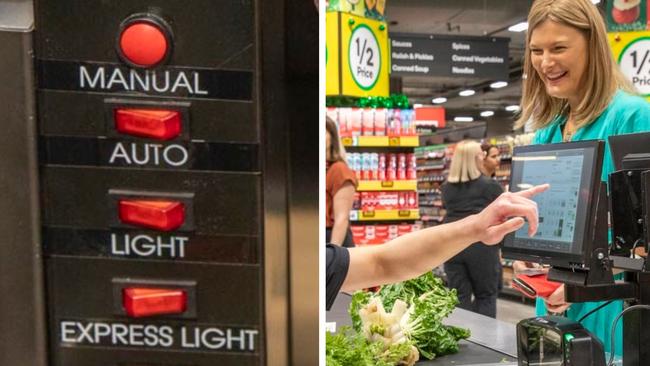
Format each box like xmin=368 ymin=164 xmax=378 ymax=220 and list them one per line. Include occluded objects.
xmin=108 ymin=142 xmax=189 ymax=167
xmin=60 ymin=321 xmax=259 ymax=352
xmin=80 ymin=66 xmax=208 ymax=95
xmin=110 ymin=233 xmax=188 ymax=258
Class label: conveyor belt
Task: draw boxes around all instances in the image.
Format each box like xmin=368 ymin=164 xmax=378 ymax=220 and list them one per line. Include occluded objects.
xmin=326 ymin=293 xmax=518 ymax=365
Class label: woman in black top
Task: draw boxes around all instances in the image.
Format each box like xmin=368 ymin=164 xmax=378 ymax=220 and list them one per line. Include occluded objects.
xmin=442 ymin=140 xmax=504 ymax=318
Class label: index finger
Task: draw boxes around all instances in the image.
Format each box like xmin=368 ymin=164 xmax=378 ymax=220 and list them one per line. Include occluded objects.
xmin=514 ymin=183 xmax=550 ymax=199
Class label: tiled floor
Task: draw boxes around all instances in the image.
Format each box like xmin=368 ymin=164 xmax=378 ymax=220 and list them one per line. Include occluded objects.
xmin=496 ymin=295 xmax=536 ymax=324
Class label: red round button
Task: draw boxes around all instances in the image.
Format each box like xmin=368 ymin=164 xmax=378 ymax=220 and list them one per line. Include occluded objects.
xmin=119 ymin=22 xmax=168 ymax=67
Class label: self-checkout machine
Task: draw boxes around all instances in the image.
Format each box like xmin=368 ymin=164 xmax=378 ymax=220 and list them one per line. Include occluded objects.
xmin=503 ymin=133 xmax=650 ymax=366
xmin=0 ymin=0 xmax=318 ymax=365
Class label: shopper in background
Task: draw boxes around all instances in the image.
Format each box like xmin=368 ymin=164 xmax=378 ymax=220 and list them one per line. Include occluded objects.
xmin=326 ymin=117 xmax=357 ymax=247
xmin=480 ymin=144 xmax=501 ymax=178
xmin=440 ymin=140 xmax=504 ymax=318
xmin=512 ymin=0 xmax=650 ymax=356
xmin=327 ymin=183 xmax=549 ymax=310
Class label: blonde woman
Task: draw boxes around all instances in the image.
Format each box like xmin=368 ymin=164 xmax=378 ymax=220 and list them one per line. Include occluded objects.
xmin=326 ymin=117 xmax=357 ymax=247
xmin=441 ymin=140 xmax=504 ymax=318
xmin=513 ymin=0 xmax=650 ymax=356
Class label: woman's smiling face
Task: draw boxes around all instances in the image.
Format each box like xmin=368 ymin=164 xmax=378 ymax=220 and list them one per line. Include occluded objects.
xmin=529 ymin=20 xmax=589 ymax=105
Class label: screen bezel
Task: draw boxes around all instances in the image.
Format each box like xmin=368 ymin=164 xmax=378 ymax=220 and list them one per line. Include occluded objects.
xmin=503 ymin=140 xmax=604 ymax=268
xmin=608 ymin=131 xmax=650 ymax=171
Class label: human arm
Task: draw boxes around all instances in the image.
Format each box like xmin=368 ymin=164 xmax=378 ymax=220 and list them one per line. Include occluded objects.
xmin=329 ymin=182 xmax=356 ymax=245
xmin=340 ymin=184 xmax=549 ymax=292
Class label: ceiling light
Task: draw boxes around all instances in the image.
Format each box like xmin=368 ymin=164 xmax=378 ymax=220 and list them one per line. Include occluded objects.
xmin=480 ymin=111 xmax=495 ymax=117
xmin=508 ymin=22 xmax=528 ymax=32
xmin=459 ymin=89 xmax=475 ymax=97
xmin=490 ymin=81 xmax=508 ymax=89
xmin=432 ymin=97 xmax=447 ymax=104
xmin=505 ymin=105 xmax=521 ymax=112
xmin=454 ymin=116 xmax=474 ymax=122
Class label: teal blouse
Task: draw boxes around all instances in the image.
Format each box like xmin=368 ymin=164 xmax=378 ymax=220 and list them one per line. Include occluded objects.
xmin=532 ymin=90 xmax=650 ymax=356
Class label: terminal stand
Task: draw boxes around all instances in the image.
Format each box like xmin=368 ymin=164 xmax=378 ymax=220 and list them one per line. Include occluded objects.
xmin=550 ymin=177 xmax=650 ymax=365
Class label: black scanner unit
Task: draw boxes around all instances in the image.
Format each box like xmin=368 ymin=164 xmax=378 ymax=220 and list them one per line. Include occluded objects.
xmin=517 ymin=316 xmax=605 ymax=366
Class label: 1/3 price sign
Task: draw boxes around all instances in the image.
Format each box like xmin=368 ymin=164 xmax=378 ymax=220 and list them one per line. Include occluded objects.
xmin=326 ymin=12 xmax=389 ymax=97
xmin=609 ymin=31 xmax=650 ymax=99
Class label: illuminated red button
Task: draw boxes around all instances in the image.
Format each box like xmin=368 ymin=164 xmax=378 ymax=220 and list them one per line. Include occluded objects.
xmin=123 ymin=288 xmax=187 ymax=318
xmin=115 ymin=109 xmax=181 ymax=140
xmin=118 ymin=200 xmax=185 ymax=231
xmin=119 ymin=21 xmax=168 ymax=67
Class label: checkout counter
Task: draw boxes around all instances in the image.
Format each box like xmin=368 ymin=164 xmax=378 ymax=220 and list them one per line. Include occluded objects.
xmin=327 ymin=293 xmax=517 ymax=366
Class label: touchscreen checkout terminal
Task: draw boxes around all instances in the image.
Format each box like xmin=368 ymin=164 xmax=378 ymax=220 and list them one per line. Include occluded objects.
xmin=503 ymin=140 xmax=608 ymax=366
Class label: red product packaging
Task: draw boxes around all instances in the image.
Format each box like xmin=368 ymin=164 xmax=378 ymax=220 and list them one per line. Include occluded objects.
xmin=408 ymin=153 xmax=417 ymax=169
xmin=349 ymin=108 xmax=362 ymax=136
xmin=397 ymin=154 xmax=407 ymax=180
xmin=362 ymin=108 xmax=374 ymax=136
xmin=374 ymin=108 xmax=387 ymax=136
xmin=375 ymin=224 xmax=389 ymax=233
xmin=378 ymin=153 xmax=387 ymax=181
xmin=337 ymin=108 xmax=351 ymax=137
xmin=407 ymin=168 xmax=417 ymax=180
xmin=398 ymin=224 xmax=412 ymax=236
xmin=375 ymin=230 xmax=389 ymax=244
xmin=391 ymin=109 xmax=402 ymax=136
xmin=408 ymin=191 xmax=417 ymax=208
xmin=398 ymin=192 xmax=406 ymax=209
xmin=387 ymin=154 xmax=397 ymax=180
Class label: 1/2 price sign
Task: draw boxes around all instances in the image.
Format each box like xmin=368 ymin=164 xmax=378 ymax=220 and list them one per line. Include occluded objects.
xmin=338 ymin=12 xmax=389 ymax=97
xmin=609 ymin=31 xmax=650 ymax=99
xmin=348 ymin=24 xmax=381 ymax=90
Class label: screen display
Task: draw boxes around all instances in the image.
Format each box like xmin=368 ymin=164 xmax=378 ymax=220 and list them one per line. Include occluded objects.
xmin=506 ymin=145 xmax=598 ymax=258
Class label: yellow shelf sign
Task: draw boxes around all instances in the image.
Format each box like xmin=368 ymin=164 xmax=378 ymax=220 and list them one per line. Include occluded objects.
xmin=342 ymin=135 xmax=418 ymax=147
xmin=326 ymin=12 xmax=389 ymax=97
xmin=357 ymin=180 xmax=418 ymax=191
xmin=326 ymin=12 xmax=340 ymax=96
xmin=609 ymin=31 xmax=650 ymax=100
xmin=352 ymin=209 xmax=420 ymax=221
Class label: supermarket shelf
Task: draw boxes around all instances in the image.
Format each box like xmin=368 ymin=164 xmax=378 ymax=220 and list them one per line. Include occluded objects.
xmin=416 ymin=164 xmax=445 ymax=171
xmin=341 ymin=135 xmax=419 ymax=147
xmin=419 ymin=215 xmax=444 ymax=222
xmin=350 ymin=209 xmax=420 ymax=221
xmin=357 ymin=180 xmax=417 ymax=191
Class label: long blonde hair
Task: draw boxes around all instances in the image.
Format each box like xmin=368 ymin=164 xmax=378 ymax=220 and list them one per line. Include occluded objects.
xmin=514 ymin=0 xmax=635 ymax=130
xmin=326 ymin=116 xmax=348 ymax=163
xmin=447 ymin=140 xmax=483 ymax=183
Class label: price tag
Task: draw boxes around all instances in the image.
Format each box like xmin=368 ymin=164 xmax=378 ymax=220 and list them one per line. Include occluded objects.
xmin=361 ymin=210 xmax=376 ymax=218
xmin=348 ymin=24 xmax=381 ymax=91
xmin=381 ymin=180 xmax=394 ymax=188
xmin=388 ymin=137 xmax=400 ymax=146
xmin=619 ymin=38 xmax=650 ymax=96
xmin=341 ymin=137 xmax=354 ymax=146
xmin=398 ymin=210 xmax=411 ymax=217
xmin=349 ymin=210 xmax=359 ymax=221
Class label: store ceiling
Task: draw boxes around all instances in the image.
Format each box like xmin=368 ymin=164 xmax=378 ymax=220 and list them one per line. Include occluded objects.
xmin=386 ymin=0 xmax=534 ymax=120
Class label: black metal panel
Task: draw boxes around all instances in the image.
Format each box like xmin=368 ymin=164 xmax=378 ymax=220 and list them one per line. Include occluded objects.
xmin=43 ymin=228 xmax=259 ymax=264
xmin=50 ymin=348 xmax=260 ymax=366
xmin=42 ymin=166 xmax=260 ymax=236
xmin=0 ymin=7 xmax=48 ymax=366
xmin=46 ymin=257 xmax=260 ymax=323
xmin=34 ymin=0 xmax=253 ymax=69
xmin=41 ymin=137 xmax=260 ymax=171
xmin=37 ymin=91 xmax=257 ymax=142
